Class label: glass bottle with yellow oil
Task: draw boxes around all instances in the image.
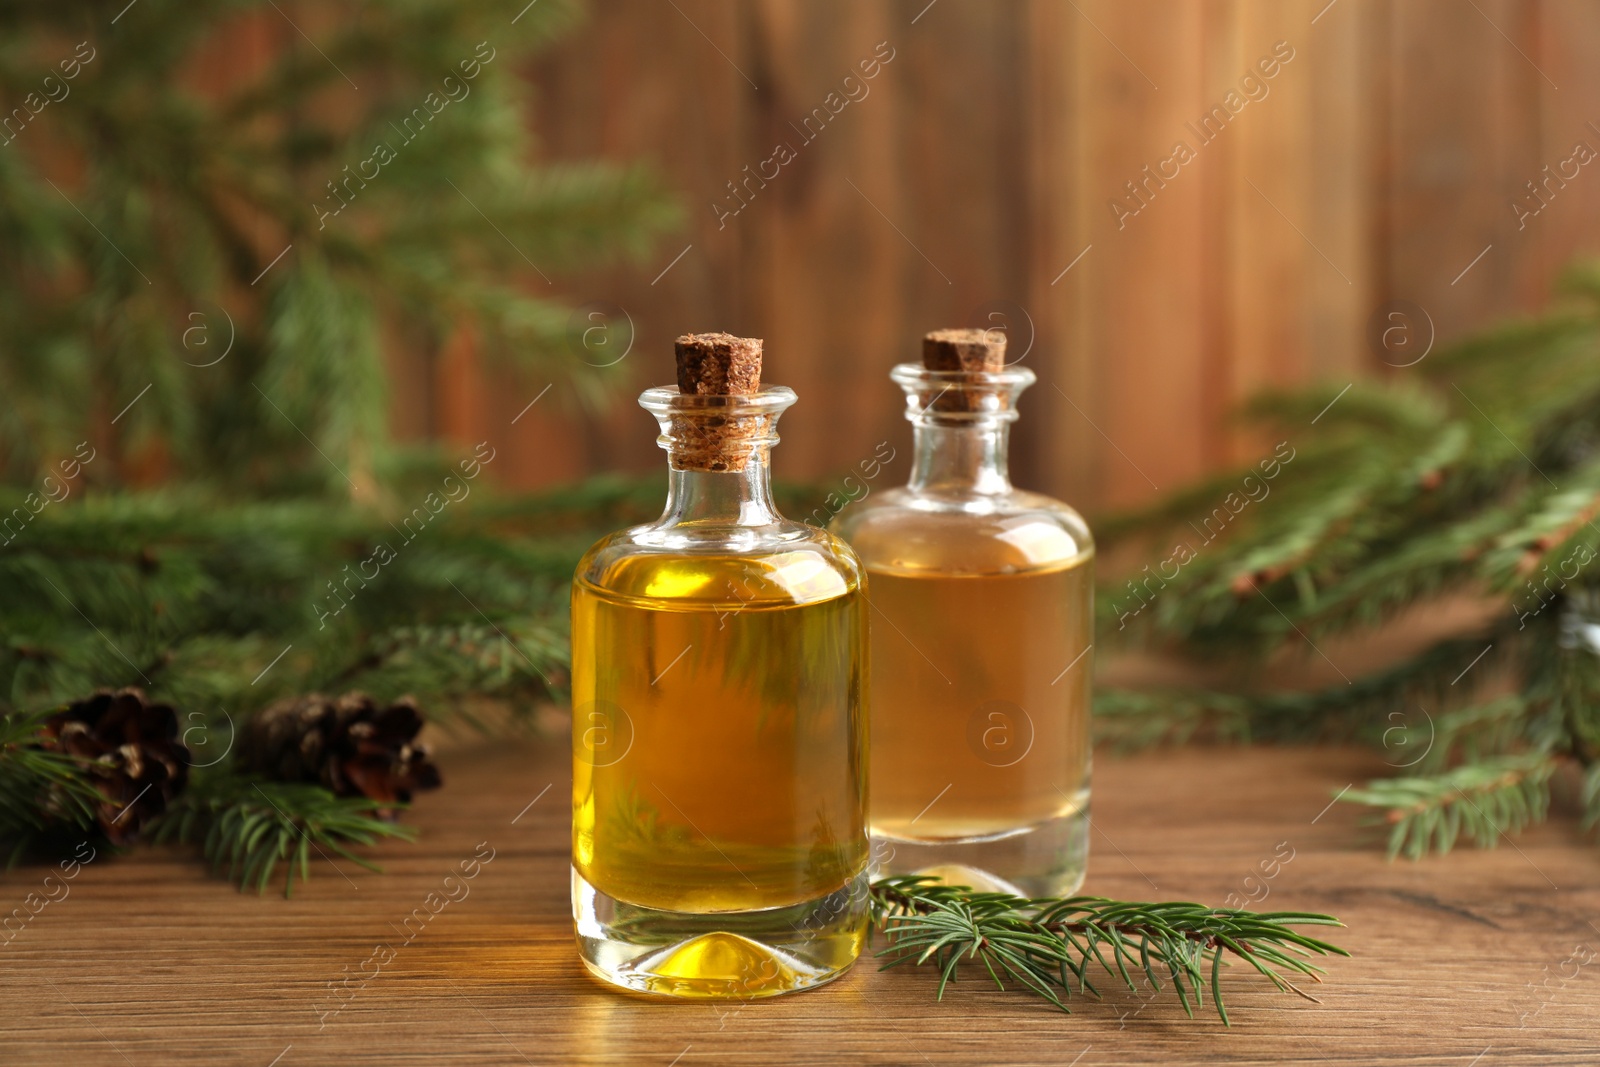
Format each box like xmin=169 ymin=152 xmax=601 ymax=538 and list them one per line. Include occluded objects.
xmin=571 ymin=333 xmax=869 ymax=998
xmin=832 ymin=328 xmax=1093 ymax=897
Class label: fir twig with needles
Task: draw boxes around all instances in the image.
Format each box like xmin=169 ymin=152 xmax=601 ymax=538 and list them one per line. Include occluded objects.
xmin=869 ymin=875 xmax=1349 ymax=1024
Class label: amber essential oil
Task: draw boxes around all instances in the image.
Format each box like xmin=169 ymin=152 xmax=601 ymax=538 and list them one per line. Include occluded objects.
xmin=834 ymin=328 xmax=1095 ymax=897
xmin=862 ymin=559 xmax=1092 ymax=843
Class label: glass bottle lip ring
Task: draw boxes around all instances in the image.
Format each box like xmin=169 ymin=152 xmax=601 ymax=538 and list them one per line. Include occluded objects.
xmin=889 ymin=363 xmax=1037 ymax=389
xmin=639 ymin=385 xmax=795 ymax=463
xmin=638 ymin=384 xmax=797 ymax=416
xmin=890 ymin=363 xmax=1034 ymax=423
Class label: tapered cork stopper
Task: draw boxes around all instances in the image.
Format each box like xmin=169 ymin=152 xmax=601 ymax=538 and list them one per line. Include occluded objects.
xmin=676 ymin=332 xmax=762 ymax=396
xmin=922 ymin=328 xmax=1005 ymax=412
xmin=923 ymin=328 xmax=1006 ymax=373
xmin=670 ymin=332 xmax=767 ymax=473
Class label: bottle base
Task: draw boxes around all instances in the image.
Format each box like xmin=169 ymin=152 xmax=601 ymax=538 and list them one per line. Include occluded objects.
xmin=572 ymin=869 xmax=868 ymax=999
xmin=871 ymin=800 xmax=1089 ymax=898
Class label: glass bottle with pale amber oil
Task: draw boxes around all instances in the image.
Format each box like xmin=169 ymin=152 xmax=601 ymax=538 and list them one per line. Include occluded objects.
xmin=833 ymin=328 xmax=1093 ymax=897
xmin=571 ymin=333 xmax=869 ymax=998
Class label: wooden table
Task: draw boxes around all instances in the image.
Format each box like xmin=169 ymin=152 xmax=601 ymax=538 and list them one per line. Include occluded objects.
xmin=6 ymin=739 xmax=1597 ymax=1065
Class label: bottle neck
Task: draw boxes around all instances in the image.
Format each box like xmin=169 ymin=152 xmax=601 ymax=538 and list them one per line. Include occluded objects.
xmin=641 ymin=384 xmax=795 ymax=532
xmin=907 ymin=419 xmax=1013 ymax=496
xmin=661 ymin=450 xmax=781 ymax=527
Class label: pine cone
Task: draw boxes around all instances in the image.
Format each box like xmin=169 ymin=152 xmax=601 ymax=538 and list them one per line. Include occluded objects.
xmin=40 ymin=687 xmax=190 ymax=844
xmin=237 ymin=692 xmax=441 ymax=811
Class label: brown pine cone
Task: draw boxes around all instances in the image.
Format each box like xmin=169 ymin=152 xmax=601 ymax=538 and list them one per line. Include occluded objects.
xmin=237 ymin=692 xmax=441 ymax=812
xmin=40 ymin=688 xmax=190 ymax=845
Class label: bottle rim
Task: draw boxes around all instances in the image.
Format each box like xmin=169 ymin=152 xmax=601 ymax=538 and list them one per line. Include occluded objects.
xmin=888 ymin=363 xmax=1037 ymax=389
xmin=889 ymin=363 xmax=1033 ymax=424
xmin=638 ymin=384 xmax=798 ymax=415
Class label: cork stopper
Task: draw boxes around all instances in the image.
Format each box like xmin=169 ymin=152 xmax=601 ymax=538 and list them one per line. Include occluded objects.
xmin=923 ymin=328 xmax=1006 ymax=373
xmin=675 ymin=332 xmax=762 ymax=396
xmin=922 ymin=328 xmax=1006 ymax=412
xmin=668 ymin=332 xmax=768 ymax=473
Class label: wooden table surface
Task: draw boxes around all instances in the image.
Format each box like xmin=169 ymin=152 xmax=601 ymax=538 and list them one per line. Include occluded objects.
xmin=5 ymin=738 xmax=1598 ymax=1066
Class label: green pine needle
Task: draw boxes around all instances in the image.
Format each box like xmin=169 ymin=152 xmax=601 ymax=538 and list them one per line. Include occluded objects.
xmin=1339 ymin=753 xmax=1557 ymax=860
xmin=0 ymin=707 xmax=104 ymax=853
xmin=1582 ymin=762 xmax=1600 ymax=831
xmin=869 ymin=876 xmax=1349 ymax=1025
xmin=151 ymin=774 xmax=414 ymax=897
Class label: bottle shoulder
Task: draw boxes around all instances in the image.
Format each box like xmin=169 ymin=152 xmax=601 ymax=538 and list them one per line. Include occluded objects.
xmin=575 ymin=521 xmax=863 ymax=608
xmin=831 ymin=486 xmax=1093 ymax=576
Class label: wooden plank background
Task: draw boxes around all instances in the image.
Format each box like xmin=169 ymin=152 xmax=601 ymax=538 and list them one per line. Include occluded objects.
xmin=411 ymin=0 xmax=1600 ymax=514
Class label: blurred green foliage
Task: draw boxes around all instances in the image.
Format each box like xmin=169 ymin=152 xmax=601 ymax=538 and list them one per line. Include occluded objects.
xmin=0 ymin=0 xmax=679 ymax=496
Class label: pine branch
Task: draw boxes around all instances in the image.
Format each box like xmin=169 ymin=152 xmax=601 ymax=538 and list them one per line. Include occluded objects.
xmin=1339 ymin=753 xmax=1558 ymax=860
xmin=1090 ymin=264 xmax=1600 ymax=861
xmin=869 ymin=876 xmax=1348 ymax=1025
xmin=0 ymin=0 xmax=680 ymax=490
xmin=0 ymin=707 xmax=102 ymax=854
xmin=1092 ymin=636 xmax=1528 ymax=754
xmin=1092 ymin=688 xmax=1252 ymax=751
xmin=1582 ymin=762 xmax=1600 ymax=832
xmin=150 ymin=773 xmax=414 ymax=897
xmin=1100 ymin=264 xmax=1600 ymax=662
xmin=1417 ymin=696 xmax=1537 ymax=773
xmin=0 ymin=488 xmax=579 ymax=721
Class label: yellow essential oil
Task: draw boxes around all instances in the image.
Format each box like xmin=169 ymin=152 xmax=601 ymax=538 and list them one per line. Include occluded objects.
xmin=571 ymin=335 xmax=869 ymax=998
xmin=572 ymin=553 xmax=866 ymax=912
